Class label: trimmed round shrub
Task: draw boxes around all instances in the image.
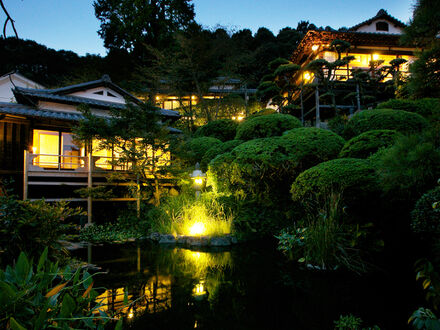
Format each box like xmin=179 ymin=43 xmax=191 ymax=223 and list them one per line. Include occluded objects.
xmin=344 ymin=109 xmax=428 ymax=138
xmin=377 ymin=98 xmax=440 ymax=118
xmin=339 ymin=129 xmax=400 ymax=159
xmin=235 ymin=113 xmax=302 ymax=140
xmin=194 ymin=119 xmax=238 ymax=141
xmin=200 ymin=139 xmax=244 ymax=171
xmin=247 ymin=108 xmax=277 ymax=119
xmin=209 ymin=129 xmax=343 ymax=204
xmin=291 ymin=158 xmax=380 ymax=216
xmin=411 ymin=186 xmax=440 ymax=235
xmin=181 ymin=137 xmax=222 ymax=163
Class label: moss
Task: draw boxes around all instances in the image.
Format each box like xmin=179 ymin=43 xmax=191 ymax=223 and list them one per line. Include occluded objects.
xmin=291 ymin=158 xmax=380 ymax=216
xmin=194 ymin=119 xmax=238 ymax=141
xmin=339 ymin=129 xmax=401 ymax=159
xmin=200 ymin=139 xmax=244 ymax=171
xmin=344 ymin=109 xmax=428 ymax=138
xmin=235 ymin=113 xmax=302 ymax=140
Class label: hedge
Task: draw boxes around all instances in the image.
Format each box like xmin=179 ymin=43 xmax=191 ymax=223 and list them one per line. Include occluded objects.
xmin=194 ymin=119 xmax=238 ymax=141
xmin=209 ymin=129 xmax=343 ymax=204
xmin=291 ymin=158 xmax=380 ymax=216
xmin=200 ymin=139 xmax=244 ymax=171
xmin=339 ymin=129 xmax=400 ymax=159
xmin=410 ymin=186 xmax=440 ymax=235
xmin=377 ymin=98 xmax=440 ymax=118
xmin=235 ymin=113 xmax=302 ymax=140
xmin=180 ymin=137 xmax=222 ymax=164
xmin=344 ymin=109 xmax=428 ymax=138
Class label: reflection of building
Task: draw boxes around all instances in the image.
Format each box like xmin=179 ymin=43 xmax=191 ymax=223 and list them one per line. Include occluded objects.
xmin=153 ymin=77 xmax=257 ymax=111
xmin=0 ymin=74 xmax=180 ymax=220
xmin=290 ymin=9 xmax=416 ymax=124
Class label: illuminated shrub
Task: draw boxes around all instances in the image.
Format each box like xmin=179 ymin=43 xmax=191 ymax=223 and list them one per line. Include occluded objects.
xmin=339 ymin=129 xmax=401 ymax=159
xmin=411 ymin=186 xmax=440 ymax=235
xmin=377 ymin=98 xmax=440 ymax=118
xmin=235 ymin=113 xmax=302 ymax=140
xmin=291 ymin=158 xmax=380 ymax=217
xmin=194 ymin=119 xmax=238 ymax=141
xmin=200 ymin=139 xmax=243 ymax=171
xmin=344 ymin=109 xmax=428 ymax=138
xmin=209 ymin=128 xmax=343 ymax=204
xmin=180 ymin=137 xmax=222 ymax=163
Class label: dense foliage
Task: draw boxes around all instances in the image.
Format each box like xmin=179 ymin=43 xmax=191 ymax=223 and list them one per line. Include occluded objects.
xmin=200 ymin=139 xmax=243 ymax=171
xmin=209 ymin=128 xmax=343 ymax=205
xmin=0 ymin=195 xmax=83 ymax=265
xmin=0 ymin=249 xmax=117 ymax=329
xmin=377 ymin=98 xmax=440 ymax=119
xmin=179 ymin=136 xmax=223 ymax=164
xmin=339 ymin=129 xmax=400 ymax=159
xmin=235 ymin=113 xmax=302 ymax=140
xmin=411 ymin=186 xmax=440 ymax=236
xmin=194 ymin=119 xmax=239 ymax=141
xmin=291 ymin=158 xmax=380 ymax=219
xmin=344 ymin=109 xmax=428 ymax=138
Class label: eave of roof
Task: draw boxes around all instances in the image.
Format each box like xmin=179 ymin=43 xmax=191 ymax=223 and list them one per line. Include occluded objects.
xmin=349 ymin=9 xmax=407 ymax=31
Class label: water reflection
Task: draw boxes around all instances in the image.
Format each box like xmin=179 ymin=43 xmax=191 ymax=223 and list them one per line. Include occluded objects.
xmin=90 ymin=245 xmax=232 ymax=322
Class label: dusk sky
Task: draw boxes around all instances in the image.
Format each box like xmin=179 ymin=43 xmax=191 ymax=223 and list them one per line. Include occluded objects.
xmin=1 ymin=0 xmax=414 ymax=56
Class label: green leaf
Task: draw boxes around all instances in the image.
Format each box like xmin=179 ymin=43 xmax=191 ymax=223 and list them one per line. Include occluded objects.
xmin=0 ymin=281 xmax=17 ymax=305
xmin=9 ymin=317 xmax=26 ymax=330
xmin=60 ymin=293 xmax=76 ymax=318
xmin=123 ymin=288 xmax=129 ymax=305
xmin=115 ymin=318 xmax=123 ymax=330
xmin=15 ymin=252 xmax=30 ymax=285
xmin=37 ymin=247 xmax=48 ymax=273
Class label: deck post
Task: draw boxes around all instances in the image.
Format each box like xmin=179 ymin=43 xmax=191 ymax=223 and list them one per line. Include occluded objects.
xmin=23 ymin=150 xmax=28 ymax=200
xmin=315 ymin=86 xmax=320 ymax=128
xmin=87 ymin=152 xmax=92 ymax=225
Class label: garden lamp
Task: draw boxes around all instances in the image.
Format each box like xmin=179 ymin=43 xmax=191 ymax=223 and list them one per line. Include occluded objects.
xmin=190 ymin=162 xmax=206 ymax=199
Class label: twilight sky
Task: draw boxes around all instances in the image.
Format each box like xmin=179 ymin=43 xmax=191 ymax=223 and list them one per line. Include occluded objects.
xmin=1 ymin=0 xmax=414 ymax=57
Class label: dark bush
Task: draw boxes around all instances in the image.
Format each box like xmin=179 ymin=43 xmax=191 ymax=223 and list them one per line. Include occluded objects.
xmin=209 ymin=128 xmax=343 ymax=205
xmin=235 ymin=113 xmax=302 ymax=140
xmin=377 ymin=98 xmax=440 ymax=119
xmin=247 ymin=108 xmax=277 ymax=119
xmin=180 ymin=136 xmax=222 ymax=164
xmin=328 ymin=115 xmax=349 ymax=136
xmin=411 ymin=186 xmax=440 ymax=235
xmin=339 ymin=129 xmax=401 ymax=159
xmin=200 ymin=139 xmax=243 ymax=171
xmin=194 ymin=119 xmax=239 ymax=141
xmin=344 ymin=109 xmax=428 ymax=138
xmin=291 ymin=158 xmax=380 ymax=218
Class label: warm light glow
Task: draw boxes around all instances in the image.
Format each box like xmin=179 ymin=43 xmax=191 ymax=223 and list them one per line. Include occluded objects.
xmin=191 ymin=95 xmax=197 ymax=100
xmin=193 ymin=281 xmax=206 ymax=296
xmin=155 ymin=96 xmax=160 ymax=101
xmin=303 ymin=72 xmax=311 ymax=81
xmin=128 ymin=312 xmax=134 ymax=319
xmin=32 ymin=146 xmax=37 ymax=154
xmin=372 ymin=54 xmax=380 ymax=61
xmin=311 ymin=44 xmax=319 ymax=51
xmin=237 ymin=116 xmax=244 ymax=121
xmin=194 ymin=178 xmax=204 ymax=185
xmin=189 ymin=222 xmax=206 ymax=236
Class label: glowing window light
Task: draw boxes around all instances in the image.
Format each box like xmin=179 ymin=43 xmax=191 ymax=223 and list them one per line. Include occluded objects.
xmin=190 ymin=222 xmax=205 ymax=236
xmin=311 ymin=44 xmax=319 ymax=51
xmin=32 ymin=146 xmax=37 ymax=154
xmin=372 ymin=54 xmax=380 ymax=61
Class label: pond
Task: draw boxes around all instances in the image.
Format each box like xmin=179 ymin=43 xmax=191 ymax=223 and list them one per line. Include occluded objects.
xmin=73 ymin=240 xmax=421 ymax=329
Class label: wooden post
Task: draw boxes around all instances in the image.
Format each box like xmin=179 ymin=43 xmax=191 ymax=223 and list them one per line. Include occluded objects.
xmin=136 ymin=174 xmax=141 ymax=219
xmin=87 ymin=152 xmax=92 ymax=225
xmin=23 ymin=150 xmax=28 ymax=200
xmin=315 ymin=86 xmax=320 ymax=128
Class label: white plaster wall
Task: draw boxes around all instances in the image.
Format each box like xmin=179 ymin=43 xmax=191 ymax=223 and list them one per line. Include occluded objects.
xmin=355 ymin=19 xmax=404 ymax=34
xmin=0 ymin=75 xmax=44 ymax=103
xmin=38 ymin=101 xmax=111 ymax=117
xmin=69 ymin=87 xmax=126 ymax=104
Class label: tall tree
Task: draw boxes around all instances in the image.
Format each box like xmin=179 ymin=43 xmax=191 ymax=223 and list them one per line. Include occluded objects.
xmin=94 ymin=0 xmax=195 ymax=56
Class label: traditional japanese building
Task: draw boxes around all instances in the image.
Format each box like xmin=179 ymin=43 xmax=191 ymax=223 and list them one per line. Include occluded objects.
xmin=0 ymin=75 xmax=180 ymax=222
xmin=290 ymin=9 xmax=417 ymax=124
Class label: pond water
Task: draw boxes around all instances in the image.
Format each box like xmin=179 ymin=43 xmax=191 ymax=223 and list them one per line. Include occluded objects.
xmin=73 ymin=240 xmax=421 ymax=329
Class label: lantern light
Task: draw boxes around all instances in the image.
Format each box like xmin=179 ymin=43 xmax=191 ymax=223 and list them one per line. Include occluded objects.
xmin=311 ymin=44 xmax=319 ymax=51
xmin=190 ymin=163 xmax=206 ymax=199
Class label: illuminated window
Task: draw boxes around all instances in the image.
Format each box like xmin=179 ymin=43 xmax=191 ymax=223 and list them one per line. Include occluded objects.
xmin=33 ymin=130 xmax=59 ymax=168
xmin=61 ymin=133 xmax=82 ymax=169
xmin=92 ymin=139 xmax=113 ymax=170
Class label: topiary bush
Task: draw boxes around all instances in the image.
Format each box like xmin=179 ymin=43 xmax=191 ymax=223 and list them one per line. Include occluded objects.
xmin=209 ymin=128 xmax=344 ymax=205
xmin=344 ymin=109 xmax=428 ymax=138
xmin=339 ymin=129 xmax=401 ymax=159
xmin=411 ymin=186 xmax=440 ymax=236
xmin=291 ymin=158 xmax=380 ymax=219
xmin=179 ymin=136 xmax=222 ymax=164
xmin=194 ymin=119 xmax=239 ymax=141
xmin=377 ymin=98 xmax=440 ymax=119
xmin=235 ymin=113 xmax=302 ymax=140
xmin=200 ymin=139 xmax=243 ymax=171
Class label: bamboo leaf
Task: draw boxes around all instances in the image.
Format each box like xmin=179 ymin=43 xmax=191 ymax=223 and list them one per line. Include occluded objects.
xmin=82 ymin=281 xmax=94 ymax=298
xmin=9 ymin=317 xmax=26 ymax=330
xmin=45 ymin=282 xmax=67 ymax=298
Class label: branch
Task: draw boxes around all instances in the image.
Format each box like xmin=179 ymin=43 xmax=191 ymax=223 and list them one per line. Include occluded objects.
xmin=1 ymin=0 xmax=18 ymax=38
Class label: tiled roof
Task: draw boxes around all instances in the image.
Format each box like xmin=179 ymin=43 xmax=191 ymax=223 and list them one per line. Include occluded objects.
xmin=208 ymin=87 xmax=257 ymax=94
xmin=349 ymin=9 xmax=406 ymax=31
xmin=0 ymin=102 xmax=182 ymax=133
